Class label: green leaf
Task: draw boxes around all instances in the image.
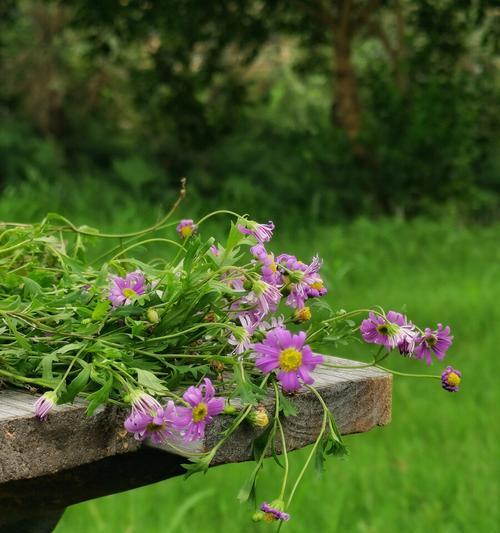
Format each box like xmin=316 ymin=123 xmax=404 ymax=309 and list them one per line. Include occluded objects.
xmin=59 ymin=364 xmax=91 ymax=404
xmin=86 ymin=373 xmax=113 ymax=416
xmin=40 ymin=353 xmax=58 ymax=380
xmin=92 ymin=300 xmax=110 ymax=320
xmin=278 ymin=390 xmax=298 ymax=417
xmin=134 ymin=368 xmax=168 ymax=393
xmin=21 ymin=276 xmax=42 ymax=297
xmin=54 ymin=342 xmax=84 ymax=354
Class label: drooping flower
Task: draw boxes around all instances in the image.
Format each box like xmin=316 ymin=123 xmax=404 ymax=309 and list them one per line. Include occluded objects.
xmin=258 ymin=501 xmax=290 ymax=522
xmin=174 ymin=378 xmax=225 ymax=442
xmin=251 ymin=244 xmax=281 ymax=285
xmin=108 ymin=270 xmax=146 ymax=307
xmin=414 ymin=324 xmax=453 ymax=364
xmin=441 ymin=366 xmax=462 ymax=392
xmin=34 ymin=390 xmax=58 ymax=421
xmin=176 ymin=219 xmax=197 ymax=239
xmin=360 ymin=311 xmax=415 ymax=352
xmin=124 ymin=400 xmax=177 ymax=444
xmin=238 ymin=220 xmax=275 ymax=243
xmin=228 ymin=314 xmax=258 ymax=354
xmin=254 ymin=327 xmax=324 ymax=392
xmin=129 ymin=390 xmax=162 ymax=417
xmin=277 ymin=254 xmax=327 ymax=309
xmin=249 ymin=279 xmax=282 ymax=317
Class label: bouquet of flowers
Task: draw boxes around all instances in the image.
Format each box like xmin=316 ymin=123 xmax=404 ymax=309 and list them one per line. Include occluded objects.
xmin=0 ymin=190 xmax=461 ymax=525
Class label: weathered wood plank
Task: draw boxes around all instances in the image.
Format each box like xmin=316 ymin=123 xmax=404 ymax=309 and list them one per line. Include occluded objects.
xmin=0 ymin=356 xmax=391 ymax=485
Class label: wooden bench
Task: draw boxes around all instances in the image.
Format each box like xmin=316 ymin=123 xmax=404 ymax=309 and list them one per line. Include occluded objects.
xmin=0 ymin=357 xmax=392 ymax=533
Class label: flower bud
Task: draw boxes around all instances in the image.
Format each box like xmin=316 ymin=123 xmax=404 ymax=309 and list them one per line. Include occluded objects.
xmin=147 ymin=309 xmax=160 ymax=324
xmin=248 ymin=405 xmax=270 ymax=428
xmin=223 ymin=404 xmax=238 ymax=415
xmin=243 ymin=279 xmax=253 ymax=291
xmin=293 ymin=306 xmax=311 ymax=324
xmin=252 ymin=511 xmax=264 ymax=522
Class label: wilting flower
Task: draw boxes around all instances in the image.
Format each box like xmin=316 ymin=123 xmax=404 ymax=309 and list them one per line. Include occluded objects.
xmin=414 ymin=324 xmax=453 ymax=364
xmin=34 ymin=390 xmax=58 ymax=421
xmin=228 ymin=315 xmax=258 ymax=354
xmin=360 ymin=311 xmax=415 ymax=352
xmin=441 ymin=366 xmax=462 ymax=392
xmin=174 ymin=378 xmax=225 ymax=442
xmin=277 ymin=254 xmax=327 ymax=309
xmin=176 ymin=219 xmax=197 ymax=239
xmin=254 ymin=327 xmax=324 ymax=392
xmin=238 ymin=220 xmax=275 ymax=243
xmin=255 ymin=501 xmax=290 ymax=522
xmin=124 ymin=400 xmax=177 ymax=444
xmin=108 ymin=270 xmax=146 ymax=307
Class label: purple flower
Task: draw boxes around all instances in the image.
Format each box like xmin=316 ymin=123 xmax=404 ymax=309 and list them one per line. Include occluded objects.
xmin=254 ymin=327 xmax=324 ymax=392
xmin=251 ymin=244 xmax=281 ymax=285
xmin=441 ymin=366 xmax=462 ymax=392
xmin=124 ymin=400 xmax=177 ymax=444
xmin=108 ymin=270 xmax=146 ymax=307
xmin=360 ymin=311 xmax=415 ymax=352
xmin=414 ymin=324 xmax=453 ymax=364
xmin=34 ymin=390 xmax=57 ymax=421
xmin=176 ymin=219 xmax=197 ymax=239
xmin=238 ymin=220 xmax=274 ymax=243
xmin=210 ymin=244 xmax=220 ymax=256
xmin=249 ymin=279 xmax=282 ymax=316
xmin=228 ymin=315 xmax=258 ymax=354
xmin=277 ymin=254 xmax=327 ymax=309
xmin=174 ymin=378 xmax=225 ymax=442
xmin=259 ymin=501 xmax=290 ymax=522
xmin=129 ymin=391 xmax=162 ymax=417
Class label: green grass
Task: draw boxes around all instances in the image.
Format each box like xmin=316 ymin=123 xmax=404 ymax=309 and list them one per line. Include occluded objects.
xmin=2 ymin=193 xmax=499 ymax=533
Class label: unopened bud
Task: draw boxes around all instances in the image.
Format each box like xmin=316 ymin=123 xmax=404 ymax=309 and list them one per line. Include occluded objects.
xmin=248 ymin=405 xmax=270 ymax=428
xmin=147 ymin=309 xmax=160 ymax=323
xmin=204 ymin=311 xmax=217 ymax=322
xmin=252 ymin=511 xmax=264 ymax=522
xmin=223 ymin=405 xmax=238 ymax=415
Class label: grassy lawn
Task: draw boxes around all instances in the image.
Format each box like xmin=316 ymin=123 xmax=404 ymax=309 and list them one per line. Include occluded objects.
xmin=1 ymin=196 xmax=498 ymax=533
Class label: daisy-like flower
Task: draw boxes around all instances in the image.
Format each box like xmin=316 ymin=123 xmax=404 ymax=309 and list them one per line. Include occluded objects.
xmin=254 ymin=327 xmax=324 ymax=392
xmin=277 ymin=254 xmax=327 ymax=309
xmin=174 ymin=378 xmax=225 ymax=442
xmin=415 ymin=324 xmax=453 ymax=364
xmin=108 ymin=270 xmax=146 ymax=307
xmin=34 ymin=390 xmax=58 ymax=421
xmin=441 ymin=366 xmax=462 ymax=392
xmin=124 ymin=400 xmax=177 ymax=444
xmin=129 ymin=390 xmax=162 ymax=417
xmin=176 ymin=219 xmax=197 ymax=239
xmin=228 ymin=315 xmax=258 ymax=354
xmin=249 ymin=279 xmax=282 ymax=317
xmin=258 ymin=501 xmax=290 ymax=522
xmin=360 ymin=311 xmax=415 ymax=352
xmin=251 ymin=244 xmax=281 ymax=285
xmin=238 ymin=220 xmax=275 ymax=243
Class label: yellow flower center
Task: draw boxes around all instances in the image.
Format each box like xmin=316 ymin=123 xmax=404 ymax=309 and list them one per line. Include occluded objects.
xmin=267 ymin=255 xmax=277 ymax=272
xmin=279 ymin=348 xmax=303 ymax=372
xmin=122 ymin=288 xmax=137 ymax=299
xmin=180 ymin=225 xmax=193 ymax=238
xmin=192 ymin=402 xmax=208 ymax=422
xmin=294 ymin=306 xmax=312 ymax=323
xmin=446 ymin=372 xmax=461 ymax=387
xmin=146 ymin=422 xmax=165 ymax=432
xmin=310 ymin=280 xmax=324 ymax=290
xmin=263 ymin=513 xmax=277 ymax=522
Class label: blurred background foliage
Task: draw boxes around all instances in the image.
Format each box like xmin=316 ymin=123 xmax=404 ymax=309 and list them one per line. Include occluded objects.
xmin=1 ymin=0 xmax=499 ymax=222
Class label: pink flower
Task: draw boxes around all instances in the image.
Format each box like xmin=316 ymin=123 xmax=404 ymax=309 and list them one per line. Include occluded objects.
xmin=238 ymin=220 xmax=274 ymax=243
xmin=34 ymin=391 xmax=57 ymax=421
xmin=253 ymin=327 xmax=324 ymax=392
xmin=176 ymin=219 xmax=197 ymax=239
xmin=108 ymin=270 xmax=146 ymax=307
xmin=360 ymin=311 xmax=415 ymax=352
xmin=174 ymin=378 xmax=225 ymax=442
xmin=415 ymin=324 xmax=453 ymax=364
xmin=124 ymin=400 xmax=177 ymax=444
